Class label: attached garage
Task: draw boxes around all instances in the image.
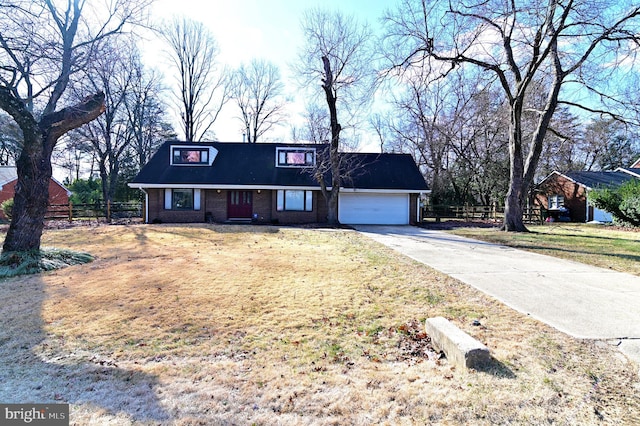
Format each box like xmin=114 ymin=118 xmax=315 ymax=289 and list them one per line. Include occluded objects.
xmin=338 ymin=192 xmax=409 ymax=225
xmin=131 ymin=142 xmax=429 ymax=225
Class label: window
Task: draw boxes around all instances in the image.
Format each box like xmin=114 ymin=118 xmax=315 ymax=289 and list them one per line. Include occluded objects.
xmin=276 ymin=190 xmax=313 ymax=211
xmin=164 ymin=189 xmax=201 ymax=210
xmin=172 ymin=148 xmax=208 ymax=164
xmin=548 ymin=194 xmax=564 ymax=209
xmin=276 ymin=147 xmax=315 ymax=167
xmin=171 ymin=146 xmax=218 ymax=165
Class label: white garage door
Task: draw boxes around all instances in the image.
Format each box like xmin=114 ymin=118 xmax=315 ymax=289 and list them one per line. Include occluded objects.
xmin=339 ymin=193 xmax=409 ymax=225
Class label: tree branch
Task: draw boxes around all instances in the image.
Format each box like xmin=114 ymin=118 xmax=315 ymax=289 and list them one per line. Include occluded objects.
xmin=40 ymin=91 xmax=106 ymax=141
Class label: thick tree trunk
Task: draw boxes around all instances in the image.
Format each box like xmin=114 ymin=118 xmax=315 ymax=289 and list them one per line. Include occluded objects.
xmin=2 ymin=136 xmax=52 ymax=252
xmin=502 ymin=157 xmax=529 ymax=232
xmin=501 ymin=99 xmax=529 ymax=232
xmin=502 ymin=183 xmax=528 ymax=232
xmin=2 ymin=92 xmax=105 ymax=252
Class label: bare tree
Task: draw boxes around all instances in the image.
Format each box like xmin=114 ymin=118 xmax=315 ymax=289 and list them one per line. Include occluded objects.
xmin=294 ymin=9 xmax=373 ymax=224
xmin=160 ymin=17 xmax=229 ymax=142
xmin=382 ymin=0 xmax=640 ymax=231
xmin=385 ymin=71 xmax=453 ymax=205
xmin=0 ymin=112 xmax=22 ymax=165
xmin=578 ymin=118 xmax=640 ymax=171
xmin=125 ymin=65 xmax=174 ymax=169
xmin=0 ymin=0 xmax=148 ymax=252
xmin=291 ymin=103 xmax=330 ymax=144
xmin=70 ymin=39 xmax=140 ymax=217
xmin=231 ymin=59 xmax=286 ymax=143
xmin=53 ymin=134 xmax=94 ymax=183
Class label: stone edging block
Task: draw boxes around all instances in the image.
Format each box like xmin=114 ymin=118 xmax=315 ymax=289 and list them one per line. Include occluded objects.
xmin=425 ymin=316 xmax=491 ymax=369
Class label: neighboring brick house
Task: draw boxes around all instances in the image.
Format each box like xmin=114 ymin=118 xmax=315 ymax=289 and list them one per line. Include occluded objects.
xmin=129 ymin=141 xmax=430 ymax=225
xmin=534 ymin=169 xmax=639 ymax=222
xmin=0 ymin=166 xmax=71 ymax=221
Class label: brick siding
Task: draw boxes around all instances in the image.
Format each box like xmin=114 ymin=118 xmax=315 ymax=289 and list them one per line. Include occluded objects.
xmin=0 ymin=178 xmax=70 ymax=220
xmin=535 ymin=175 xmax=587 ymax=222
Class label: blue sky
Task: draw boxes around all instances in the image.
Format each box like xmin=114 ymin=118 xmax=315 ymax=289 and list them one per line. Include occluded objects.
xmin=150 ymin=0 xmax=394 ymax=144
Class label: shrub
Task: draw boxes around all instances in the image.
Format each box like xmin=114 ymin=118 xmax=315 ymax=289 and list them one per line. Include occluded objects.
xmin=591 ymin=179 xmax=640 ymax=226
xmin=68 ymin=178 xmax=102 ymax=204
xmin=0 ymin=248 xmax=94 ymax=278
xmin=1 ymin=198 xmax=13 ymax=220
xmin=619 ymin=196 xmax=640 ymax=225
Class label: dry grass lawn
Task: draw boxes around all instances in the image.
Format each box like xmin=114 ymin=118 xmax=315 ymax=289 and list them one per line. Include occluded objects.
xmin=0 ymin=223 xmax=639 ymax=425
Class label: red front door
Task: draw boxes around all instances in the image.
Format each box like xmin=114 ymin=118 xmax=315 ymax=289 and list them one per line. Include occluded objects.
xmin=227 ymin=191 xmax=253 ymax=218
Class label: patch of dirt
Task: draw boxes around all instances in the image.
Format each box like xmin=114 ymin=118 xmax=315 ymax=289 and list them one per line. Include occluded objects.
xmin=0 ymin=218 xmax=144 ymax=233
xmin=393 ymin=319 xmax=441 ymax=364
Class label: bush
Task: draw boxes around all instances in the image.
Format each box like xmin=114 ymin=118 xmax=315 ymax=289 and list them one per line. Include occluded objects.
xmin=591 ymin=179 xmax=640 ymax=226
xmin=619 ymin=196 xmax=640 ymax=225
xmin=0 ymin=248 xmax=94 ymax=278
xmin=68 ymin=178 xmax=102 ymax=204
xmin=1 ymin=198 xmax=13 ymax=220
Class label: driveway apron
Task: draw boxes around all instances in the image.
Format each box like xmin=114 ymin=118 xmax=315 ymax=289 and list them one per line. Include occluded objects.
xmin=355 ymin=225 xmax=640 ymax=365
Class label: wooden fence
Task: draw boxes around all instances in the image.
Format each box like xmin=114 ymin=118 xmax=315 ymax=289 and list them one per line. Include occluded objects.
xmin=422 ymin=204 xmax=544 ymax=224
xmin=45 ymin=201 xmax=142 ymax=221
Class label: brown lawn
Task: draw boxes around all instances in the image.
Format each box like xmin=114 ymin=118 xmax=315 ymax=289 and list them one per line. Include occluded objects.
xmin=0 ymin=223 xmax=638 ymax=425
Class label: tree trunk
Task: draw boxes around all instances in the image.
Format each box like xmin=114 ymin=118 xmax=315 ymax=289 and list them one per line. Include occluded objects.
xmin=326 ymin=189 xmax=339 ymax=224
xmin=502 ymin=182 xmax=528 ymax=232
xmin=321 ymin=56 xmax=342 ymax=225
xmin=2 ymin=136 xmax=52 ymax=252
xmin=2 ymin=92 xmax=105 ymax=252
xmin=501 ymin=99 xmax=529 ymax=232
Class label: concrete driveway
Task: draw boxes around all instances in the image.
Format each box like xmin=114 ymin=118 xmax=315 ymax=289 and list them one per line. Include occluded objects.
xmin=354 ymin=225 xmax=640 ymax=365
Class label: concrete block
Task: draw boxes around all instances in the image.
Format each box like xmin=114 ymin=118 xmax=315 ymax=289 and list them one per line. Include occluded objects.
xmin=425 ymin=316 xmax=490 ymax=369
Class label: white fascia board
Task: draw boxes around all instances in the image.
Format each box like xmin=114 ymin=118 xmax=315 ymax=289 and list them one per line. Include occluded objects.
xmin=128 ymin=183 xmax=323 ymax=191
xmin=338 ymin=188 xmax=426 ymax=194
xmin=546 ymin=171 xmax=592 ymax=190
xmin=616 ymin=167 xmax=640 ymax=178
xmin=51 ymin=176 xmax=73 ymax=196
xmin=538 ymin=170 xmax=566 ymax=186
xmin=128 ymin=183 xmax=429 ymax=194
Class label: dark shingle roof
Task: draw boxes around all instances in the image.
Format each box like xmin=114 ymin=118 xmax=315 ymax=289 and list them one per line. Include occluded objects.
xmin=131 ymin=141 xmax=429 ymax=191
xmin=339 ymin=152 xmax=429 ymax=190
xmin=621 ymin=168 xmax=640 ymax=177
xmin=562 ymin=170 xmax=636 ymax=189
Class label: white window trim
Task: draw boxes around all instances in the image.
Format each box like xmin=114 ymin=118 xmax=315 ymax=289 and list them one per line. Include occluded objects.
xmin=275 ymin=147 xmax=316 ymax=168
xmin=276 ymin=189 xmax=313 ymax=211
xmin=170 ymin=145 xmax=218 ymax=166
xmin=548 ymin=194 xmax=564 ymax=210
xmin=164 ymin=188 xmax=201 ymax=211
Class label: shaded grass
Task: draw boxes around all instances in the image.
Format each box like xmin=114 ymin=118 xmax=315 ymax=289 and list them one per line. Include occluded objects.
xmin=0 ymin=224 xmax=638 ymax=424
xmin=448 ymin=223 xmax=640 ymax=276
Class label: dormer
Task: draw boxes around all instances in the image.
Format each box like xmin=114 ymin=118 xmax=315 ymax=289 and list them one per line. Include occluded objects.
xmin=275 ymin=147 xmax=316 ymax=168
xmin=171 ymin=145 xmax=218 ymax=166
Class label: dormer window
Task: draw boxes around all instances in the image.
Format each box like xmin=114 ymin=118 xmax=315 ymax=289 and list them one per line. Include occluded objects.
xmin=171 ymin=145 xmax=218 ymax=166
xmin=276 ymin=147 xmax=315 ymax=168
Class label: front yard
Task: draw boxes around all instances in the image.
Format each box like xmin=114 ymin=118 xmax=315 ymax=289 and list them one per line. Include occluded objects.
xmin=448 ymin=222 xmax=640 ymax=276
xmin=0 ymin=224 xmax=638 ymax=424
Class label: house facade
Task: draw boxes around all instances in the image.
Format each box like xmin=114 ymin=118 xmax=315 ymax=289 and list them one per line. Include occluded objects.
xmin=0 ymin=166 xmax=71 ymax=221
xmin=129 ymin=141 xmax=429 ymax=225
xmin=534 ymin=169 xmax=639 ymax=222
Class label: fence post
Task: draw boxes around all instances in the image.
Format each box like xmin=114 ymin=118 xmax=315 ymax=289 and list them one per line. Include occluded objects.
xmin=107 ymin=200 xmax=111 ymax=222
xmin=68 ymin=202 xmax=73 ymax=222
